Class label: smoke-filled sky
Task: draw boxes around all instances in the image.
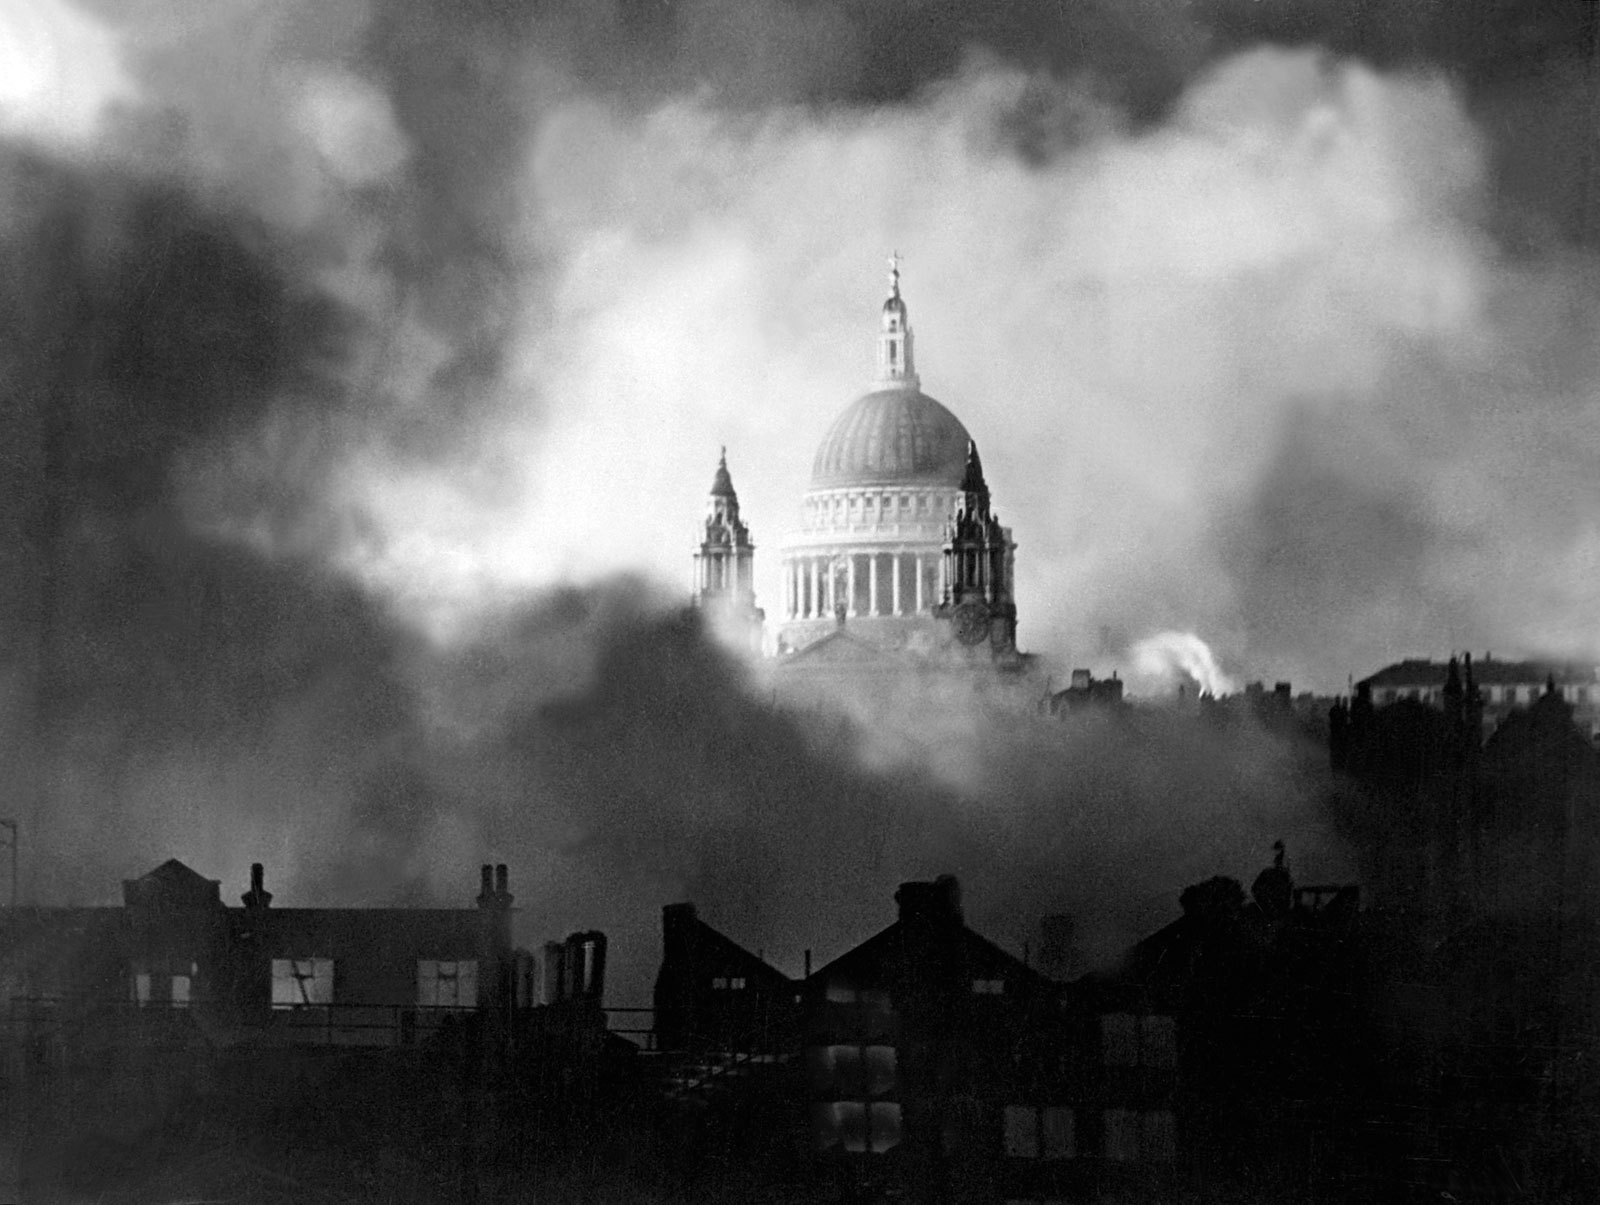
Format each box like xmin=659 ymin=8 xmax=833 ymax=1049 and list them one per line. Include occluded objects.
xmin=4 ymin=0 xmax=1600 ymax=997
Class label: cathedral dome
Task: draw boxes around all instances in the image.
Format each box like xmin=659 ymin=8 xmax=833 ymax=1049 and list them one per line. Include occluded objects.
xmin=810 ymin=388 xmax=971 ymax=489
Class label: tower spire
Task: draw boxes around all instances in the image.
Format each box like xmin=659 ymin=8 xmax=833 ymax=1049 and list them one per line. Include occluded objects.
xmin=873 ymin=252 xmax=919 ymax=391
xmin=692 ymin=447 xmax=764 ymax=651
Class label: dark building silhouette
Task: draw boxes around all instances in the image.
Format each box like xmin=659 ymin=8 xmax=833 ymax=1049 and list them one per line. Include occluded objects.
xmin=1328 ymin=654 xmax=1600 ymax=1202
xmin=0 ymin=859 xmax=597 ymax=1052
xmin=1047 ymin=668 xmax=1125 ymax=714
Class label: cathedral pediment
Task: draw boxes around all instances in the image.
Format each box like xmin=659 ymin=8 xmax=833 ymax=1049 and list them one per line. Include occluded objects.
xmin=777 ymin=629 xmax=900 ymax=667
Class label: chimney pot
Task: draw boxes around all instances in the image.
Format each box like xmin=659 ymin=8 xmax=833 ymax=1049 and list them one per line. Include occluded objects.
xmin=895 ymin=874 xmax=963 ymax=926
xmin=242 ymin=862 xmax=273 ymax=909
xmin=495 ymin=864 xmax=508 ymax=895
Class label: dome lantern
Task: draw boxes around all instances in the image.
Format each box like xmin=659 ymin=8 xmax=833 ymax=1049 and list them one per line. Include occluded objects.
xmin=874 ymin=251 xmax=919 ymax=391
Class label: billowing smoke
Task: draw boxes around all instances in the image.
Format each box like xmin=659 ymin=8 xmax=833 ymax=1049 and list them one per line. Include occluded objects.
xmin=1130 ymin=631 xmax=1238 ymax=698
xmin=2 ymin=0 xmax=1597 ymax=999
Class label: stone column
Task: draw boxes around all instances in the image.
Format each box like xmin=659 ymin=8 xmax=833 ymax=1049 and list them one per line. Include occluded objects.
xmin=846 ymin=554 xmax=857 ymax=616
xmin=914 ymin=555 xmax=924 ymax=613
xmin=891 ymin=554 xmax=902 ymax=616
xmin=869 ymin=554 xmax=879 ymax=617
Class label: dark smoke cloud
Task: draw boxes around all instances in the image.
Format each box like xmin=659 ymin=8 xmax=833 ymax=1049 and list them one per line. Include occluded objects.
xmin=2 ymin=0 xmax=1597 ymax=1004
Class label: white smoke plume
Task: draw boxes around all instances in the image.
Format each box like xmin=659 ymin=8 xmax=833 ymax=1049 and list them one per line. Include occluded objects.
xmin=1130 ymin=630 xmax=1239 ymax=698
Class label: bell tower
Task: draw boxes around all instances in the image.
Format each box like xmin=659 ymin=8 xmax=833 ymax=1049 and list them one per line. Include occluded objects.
xmin=692 ymin=448 xmax=764 ymax=650
xmin=934 ymin=441 xmax=1017 ymax=655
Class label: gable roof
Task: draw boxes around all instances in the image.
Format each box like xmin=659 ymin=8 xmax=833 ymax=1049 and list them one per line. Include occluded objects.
xmin=660 ymin=903 xmax=794 ymax=989
xmin=812 ymin=916 xmax=1050 ymax=992
xmin=137 ymin=859 xmax=216 ymax=888
xmin=778 ymin=628 xmax=903 ymax=667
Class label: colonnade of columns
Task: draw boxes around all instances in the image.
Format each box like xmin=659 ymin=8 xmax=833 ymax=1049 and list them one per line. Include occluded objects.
xmin=782 ymin=551 xmax=945 ymax=620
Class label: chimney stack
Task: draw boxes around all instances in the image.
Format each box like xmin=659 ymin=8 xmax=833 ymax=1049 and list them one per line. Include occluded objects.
xmin=494 ymin=863 xmax=511 ymax=905
xmin=477 ymin=864 xmax=494 ymax=907
xmin=242 ymin=862 xmax=272 ymax=909
xmin=895 ymin=874 xmax=963 ymax=926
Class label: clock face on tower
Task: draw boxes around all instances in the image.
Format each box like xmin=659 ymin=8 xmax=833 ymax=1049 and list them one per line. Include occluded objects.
xmin=951 ymin=601 xmax=991 ymax=646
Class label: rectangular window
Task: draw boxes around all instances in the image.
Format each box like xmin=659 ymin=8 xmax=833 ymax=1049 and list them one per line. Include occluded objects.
xmin=133 ymin=972 xmax=151 ymax=1006
xmin=807 ymin=1045 xmax=897 ymax=1096
xmin=869 ymin=1102 xmax=902 ymax=1153
xmin=813 ymin=1099 xmax=901 ymax=1154
xmin=1004 ymin=1107 xmax=1075 ymax=1160
xmin=1142 ymin=1015 xmax=1177 ymax=1068
xmin=1041 ymin=1107 xmax=1075 ymax=1159
xmin=1104 ymin=1109 xmax=1139 ymax=1161
xmin=170 ymin=975 xmax=191 ymax=1009
xmin=1141 ymin=1110 xmax=1177 ymax=1161
xmin=1101 ymin=1013 xmax=1176 ymax=1066
xmin=1101 ymin=1013 xmax=1138 ymax=1065
xmin=418 ymin=959 xmax=478 ymax=1008
xmin=1003 ymin=1106 xmax=1039 ymax=1158
xmin=711 ymin=975 xmax=747 ymax=990
xmin=272 ymin=958 xmax=334 ymax=1010
xmin=972 ymin=978 xmax=1005 ymax=995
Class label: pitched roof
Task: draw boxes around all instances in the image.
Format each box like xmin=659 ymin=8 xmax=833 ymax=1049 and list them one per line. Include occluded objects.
xmin=778 ymin=628 xmax=901 ymax=666
xmin=812 ymin=916 xmax=1049 ymax=991
xmin=137 ymin=859 xmax=215 ymax=888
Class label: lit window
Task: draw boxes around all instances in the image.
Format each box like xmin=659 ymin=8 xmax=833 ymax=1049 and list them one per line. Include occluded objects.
xmin=972 ymin=979 xmax=1005 ymax=995
xmin=272 ymin=958 xmax=334 ymax=1010
xmin=812 ymin=1101 xmax=900 ymax=1154
xmin=808 ymin=1044 xmax=897 ymax=1096
xmin=170 ymin=975 xmax=191 ymax=1009
xmin=418 ymin=959 xmax=478 ymax=1008
xmin=711 ymin=976 xmax=747 ymax=990
xmin=132 ymin=972 xmax=151 ymax=1006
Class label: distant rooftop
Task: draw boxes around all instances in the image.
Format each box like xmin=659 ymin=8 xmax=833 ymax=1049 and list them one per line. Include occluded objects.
xmin=1360 ymin=657 xmax=1599 ymax=689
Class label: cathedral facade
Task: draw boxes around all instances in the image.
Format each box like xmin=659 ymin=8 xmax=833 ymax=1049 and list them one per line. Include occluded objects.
xmin=692 ymin=263 xmax=1025 ymax=676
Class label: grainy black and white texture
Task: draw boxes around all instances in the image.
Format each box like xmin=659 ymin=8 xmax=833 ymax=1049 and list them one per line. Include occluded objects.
xmin=2 ymin=2 xmax=1599 ymax=1201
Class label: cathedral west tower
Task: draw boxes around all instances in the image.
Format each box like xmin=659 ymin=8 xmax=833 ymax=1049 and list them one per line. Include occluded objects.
xmin=692 ymin=448 xmax=763 ymax=651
